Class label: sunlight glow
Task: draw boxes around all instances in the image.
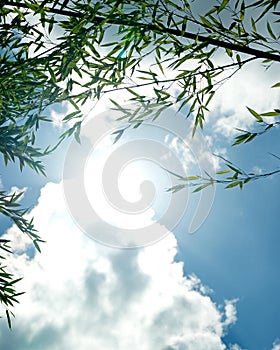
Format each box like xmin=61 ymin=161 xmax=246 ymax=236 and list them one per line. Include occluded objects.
xmin=84 ymin=135 xmax=172 ymax=230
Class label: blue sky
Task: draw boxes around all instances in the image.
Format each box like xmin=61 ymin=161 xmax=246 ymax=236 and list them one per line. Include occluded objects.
xmin=1 ymin=62 xmax=280 ymax=349
xmin=1 ymin=2 xmax=280 ymax=349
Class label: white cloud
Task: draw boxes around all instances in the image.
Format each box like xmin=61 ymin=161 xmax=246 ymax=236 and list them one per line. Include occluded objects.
xmin=0 ymin=182 xmax=238 ymax=350
xmin=228 ymin=344 xmax=246 ymax=350
xmin=272 ymin=339 xmax=280 ymax=350
xmin=8 ymin=186 xmax=28 ymax=199
xmin=252 ymin=166 xmax=263 ymax=174
xmin=50 ymin=101 xmax=70 ymax=128
xmin=208 ymin=60 xmax=280 ymax=139
xmin=223 ymin=299 xmax=238 ymax=328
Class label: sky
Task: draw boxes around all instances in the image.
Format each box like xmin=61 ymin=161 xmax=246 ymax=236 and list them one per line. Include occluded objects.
xmin=1 ymin=2 xmax=280 ymax=350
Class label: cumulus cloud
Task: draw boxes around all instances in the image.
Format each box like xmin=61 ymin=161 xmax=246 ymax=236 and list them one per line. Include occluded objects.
xmin=272 ymin=339 xmax=280 ymax=350
xmin=1 ymin=182 xmax=238 ymax=350
xmin=207 ymin=60 xmax=280 ymax=139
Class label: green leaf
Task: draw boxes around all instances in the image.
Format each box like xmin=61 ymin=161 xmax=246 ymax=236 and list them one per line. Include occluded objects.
xmin=271 ymin=82 xmax=280 ymax=88
xmin=68 ymin=99 xmax=80 ymax=111
xmin=156 ymin=57 xmax=164 ymax=75
xmin=216 ymin=169 xmax=232 ymax=175
xmin=6 ymin=310 xmax=12 ymax=329
xmin=167 ymin=184 xmax=186 ymax=193
xmin=246 ymin=106 xmax=263 ymax=121
xmin=240 ymin=0 xmax=245 ymax=21
xmin=112 ymin=129 xmax=125 ymax=144
xmin=236 ymin=54 xmax=242 ymax=68
xmin=109 ymin=99 xmax=130 ymax=113
xmin=244 ymin=133 xmax=257 ymax=143
xmin=251 ymin=17 xmax=256 ymax=32
xmin=233 ymin=132 xmax=252 ymax=146
xmin=126 ymin=88 xmax=141 ymax=98
xmin=199 ymin=16 xmax=212 ymax=27
xmin=47 ymin=66 xmax=57 ymax=83
xmin=74 ymin=131 xmax=80 ymax=144
xmin=244 ymin=177 xmax=251 ymax=184
xmin=267 ymin=21 xmax=276 ymax=39
xmin=62 ymin=111 xmax=80 ymax=122
xmin=180 ymin=176 xmax=200 ymax=181
xmin=227 ymin=165 xmax=242 ymax=174
xmin=6 ymin=277 xmax=23 ymax=286
xmin=192 ymin=183 xmax=212 ymax=193
xmin=226 ymin=48 xmax=233 ymax=57
xmin=48 ymin=17 xmax=55 ymax=35
xmin=205 ymin=6 xmax=218 ymax=16
xmin=33 ymin=240 xmax=41 ymax=253
xmin=225 ymin=181 xmax=241 ymax=189
xmin=261 ymin=111 xmax=280 ymax=117
xmin=117 ymin=49 xmax=127 ymax=60
xmin=218 ymin=0 xmax=229 ymax=13
xmin=182 ymin=17 xmax=187 ymax=34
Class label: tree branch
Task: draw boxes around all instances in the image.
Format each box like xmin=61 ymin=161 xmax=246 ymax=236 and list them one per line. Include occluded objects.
xmin=4 ymin=1 xmax=280 ymax=63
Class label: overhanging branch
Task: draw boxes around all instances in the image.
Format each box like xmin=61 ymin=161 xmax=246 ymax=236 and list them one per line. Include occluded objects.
xmin=4 ymin=1 xmax=280 ymax=63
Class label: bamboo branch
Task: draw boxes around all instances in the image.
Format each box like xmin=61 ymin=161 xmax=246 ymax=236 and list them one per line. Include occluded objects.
xmin=4 ymin=1 xmax=280 ymax=63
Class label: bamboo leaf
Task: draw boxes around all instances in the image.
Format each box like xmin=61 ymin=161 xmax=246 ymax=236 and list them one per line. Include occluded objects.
xmin=216 ymin=169 xmax=232 ymax=175
xmin=193 ymin=183 xmax=212 ymax=193
xmin=218 ymin=0 xmax=229 ymax=13
xmin=246 ymin=106 xmax=263 ymax=121
xmin=225 ymin=181 xmax=241 ymax=189
xmin=180 ymin=176 xmax=200 ymax=181
xmin=33 ymin=240 xmax=41 ymax=253
xmin=167 ymin=184 xmax=186 ymax=193
xmin=6 ymin=310 xmax=12 ymax=329
xmin=267 ymin=21 xmax=276 ymax=39
xmin=261 ymin=111 xmax=280 ymax=117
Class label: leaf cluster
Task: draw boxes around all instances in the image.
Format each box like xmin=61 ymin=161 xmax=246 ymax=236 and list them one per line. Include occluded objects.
xmin=0 ymin=190 xmax=44 ymax=328
xmin=167 ymin=155 xmax=280 ymax=193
